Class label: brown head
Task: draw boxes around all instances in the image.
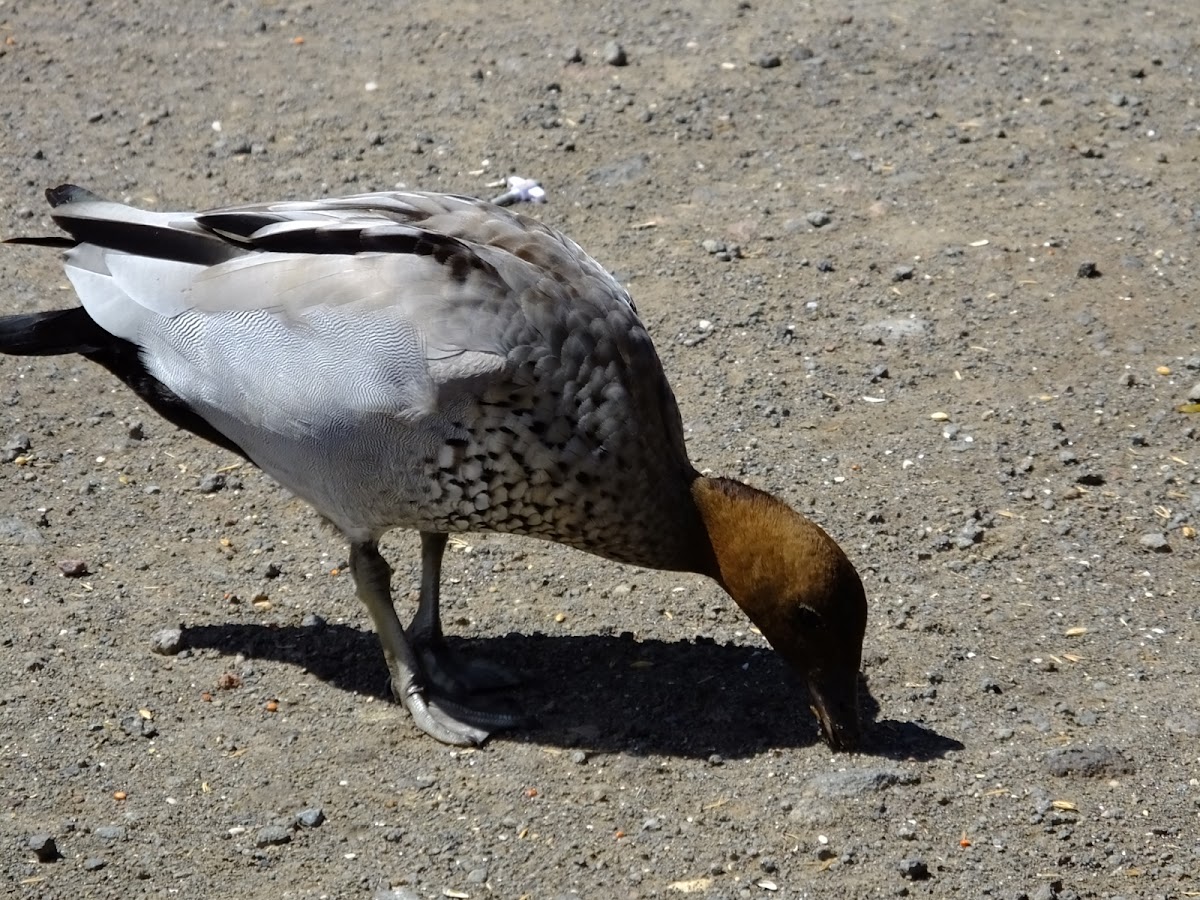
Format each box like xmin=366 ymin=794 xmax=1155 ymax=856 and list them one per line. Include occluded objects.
xmin=691 ymin=476 xmax=868 ymax=751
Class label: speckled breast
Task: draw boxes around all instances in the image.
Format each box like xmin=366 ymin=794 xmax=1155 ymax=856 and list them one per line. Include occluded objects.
xmin=410 ymin=312 xmax=696 ymax=570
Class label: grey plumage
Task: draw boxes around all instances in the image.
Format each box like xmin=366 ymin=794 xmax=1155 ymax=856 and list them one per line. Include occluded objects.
xmin=39 ymin=187 xmax=694 ymax=558
xmin=2 ymin=185 xmax=709 ymax=744
xmin=2 ymin=184 xmax=869 ymax=750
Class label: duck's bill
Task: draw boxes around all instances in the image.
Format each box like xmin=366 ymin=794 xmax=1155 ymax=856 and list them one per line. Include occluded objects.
xmin=807 ymin=674 xmax=861 ymax=752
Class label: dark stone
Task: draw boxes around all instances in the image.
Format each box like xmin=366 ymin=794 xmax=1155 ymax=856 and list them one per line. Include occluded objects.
xmin=28 ymin=833 xmax=60 ymax=863
xmin=1044 ymin=746 xmax=1133 ymax=778
xmin=898 ymin=857 xmax=930 ymax=880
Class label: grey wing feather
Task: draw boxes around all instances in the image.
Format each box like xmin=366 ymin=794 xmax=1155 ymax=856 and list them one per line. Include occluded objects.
xmin=48 ymin=189 xmax=636 ymax=449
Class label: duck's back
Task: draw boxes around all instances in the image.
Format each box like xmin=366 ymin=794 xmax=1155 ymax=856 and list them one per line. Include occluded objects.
xmin=45 ymin=188 xmax=700 ymax=565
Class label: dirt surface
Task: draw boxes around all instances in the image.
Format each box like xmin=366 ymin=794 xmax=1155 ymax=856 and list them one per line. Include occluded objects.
xmin=2 ymin=1 xmax=1199 ymax=898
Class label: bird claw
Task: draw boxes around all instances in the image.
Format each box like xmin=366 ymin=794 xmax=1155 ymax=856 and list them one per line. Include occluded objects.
xmin=395 ymin=680 xmax=526 ymax=746
xmin=400 ymin=688 xmax=491 ymax=746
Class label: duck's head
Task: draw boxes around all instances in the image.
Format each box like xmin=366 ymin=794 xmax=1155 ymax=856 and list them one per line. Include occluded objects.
xmin=692 ymin=476 xmax=868 ymax=751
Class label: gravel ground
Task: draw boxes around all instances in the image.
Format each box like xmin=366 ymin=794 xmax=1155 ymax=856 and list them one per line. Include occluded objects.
xmin=2 ymin=1 xmax=1199 ymax=898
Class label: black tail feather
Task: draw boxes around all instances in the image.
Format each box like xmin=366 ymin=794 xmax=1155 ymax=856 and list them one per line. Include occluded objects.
xmin=48 ymin=216 xmax=239 ymax=267
xmin=10 ymin=183 xmax=241 ymax=267
xmin=3 ymin=236 xmax=77 ymax=249
xmin=2 ymin=187 xmax=251 ymax=461
xmin=0 ymin=307 xmax=114 ymax=356
xmin=0 ymin=307 xmax=251 ymax=460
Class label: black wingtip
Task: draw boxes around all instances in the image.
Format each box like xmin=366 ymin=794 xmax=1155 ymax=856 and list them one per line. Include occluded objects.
xmin=45 ymin=184 xmax=104 ymax=208
xmin=3 ymin=235 xmax=77 ymax=248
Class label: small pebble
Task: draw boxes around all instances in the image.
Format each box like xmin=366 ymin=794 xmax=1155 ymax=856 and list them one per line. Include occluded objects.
xmin=806 ymin=210 xmax=831 ymax=228
xmin=893 ymin=264 xmax=915 ymax=281
xmin=255 ymin=824 xmax=292 ymax=847
xmin=120 ymin=713 xmax=158 ymax=739
xmin=1077 ymin=261 xmax=1100 ymax=278
xmin=755 ymin=53 xmax=782 ymax=69
xmin=954 ymin=524 xmax=984 ymax=548
xmin=58 ymin=559 xmax=89 ymax=577
xmin=83 ymin=857 xmax=107 ymax=872
xmin=295 ymin=807 xmax=325 ymax=828
xmin=28 ymin=833 xmax=60 ymax=863
xmin=604 ymin=41 xmax=627 ymax=66
xmin=1138 ymin=532 xmax=1170 ymax=552
xmin=898 ymin=857 xmax=930 ymax=880
xmin=150 ymin=627 xmax=184 ymax=655
xmin=198 ymin=473 xmax=226 ymax=493
xmin=466 ymin=867 xmax=489 ymax=883
xmin=1044 ymin=745 xmax=1133 ymax=778
xmin=570 ymin=750 xmax=589 ymax=765
xmin=3 ymin=432 xmax=32 ymax=462
xmin=700 ymin=238 xmax=739 ymax=262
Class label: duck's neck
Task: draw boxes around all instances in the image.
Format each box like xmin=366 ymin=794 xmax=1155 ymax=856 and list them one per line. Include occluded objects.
xmin=689 ymin=475 xmax=856 ymax=634
xmin=688 ymin=476 xmax=817 ymax=617
xmin=604 ymin=473 xmax=798 ymax=582
xmin=654 ymin=470 xmax=723 ymax=577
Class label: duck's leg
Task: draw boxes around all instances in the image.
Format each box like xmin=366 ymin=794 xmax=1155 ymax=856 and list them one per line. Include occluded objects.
xmin=409 ymin=532 xmax=520 ymax=696
xmin=350 ymin=540 xmax=510 ymax=746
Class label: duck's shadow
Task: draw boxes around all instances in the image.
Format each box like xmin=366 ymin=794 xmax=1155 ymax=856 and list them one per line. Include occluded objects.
xmin=182 ymin=622 xmax=960 ymax=761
